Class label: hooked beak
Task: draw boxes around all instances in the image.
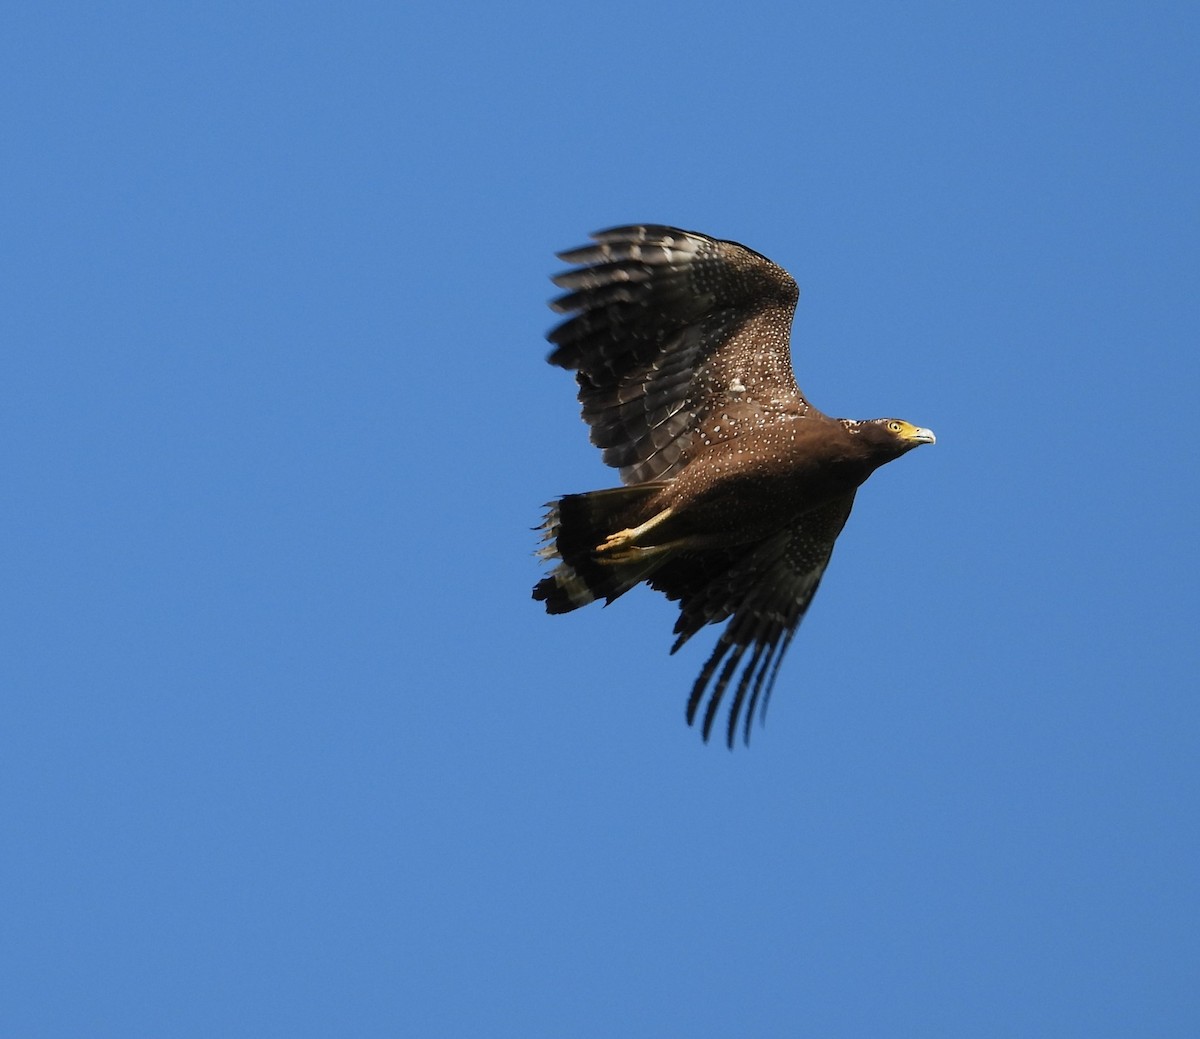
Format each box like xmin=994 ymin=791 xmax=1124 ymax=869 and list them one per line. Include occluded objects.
xmin=907 ymin=426 xmax=936 ymax=445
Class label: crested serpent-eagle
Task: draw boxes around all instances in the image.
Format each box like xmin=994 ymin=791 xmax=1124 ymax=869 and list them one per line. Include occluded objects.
xmin=533 ymin=225 xmax=935 ymax=747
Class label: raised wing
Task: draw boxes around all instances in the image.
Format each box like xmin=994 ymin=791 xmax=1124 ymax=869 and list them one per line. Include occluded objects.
xmin=650 ymin=493 xmax=857 ymax=747
xmin=547 ymin=225 xmax=808 ymax=485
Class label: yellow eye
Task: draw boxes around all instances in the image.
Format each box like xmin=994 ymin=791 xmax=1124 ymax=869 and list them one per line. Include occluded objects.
xmin=887 ymin=421 xmax=903 ymax=433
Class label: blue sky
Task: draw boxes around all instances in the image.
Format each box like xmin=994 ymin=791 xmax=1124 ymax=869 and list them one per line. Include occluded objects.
xmin=3 ymin=2 xmax=1198 ymax=1035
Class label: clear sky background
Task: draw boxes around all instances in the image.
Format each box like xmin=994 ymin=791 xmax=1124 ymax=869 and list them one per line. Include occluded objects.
xmin=3 ymin=2 xmax=1198 ymax=1036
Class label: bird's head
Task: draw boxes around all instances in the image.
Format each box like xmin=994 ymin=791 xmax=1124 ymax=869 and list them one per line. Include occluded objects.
xmin=855 ymin=418 xmax=937 ymax=462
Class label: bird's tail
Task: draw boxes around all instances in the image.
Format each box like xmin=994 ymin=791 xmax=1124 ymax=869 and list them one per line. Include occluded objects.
xmin=533 ymin=484 xmax=670 ymax=613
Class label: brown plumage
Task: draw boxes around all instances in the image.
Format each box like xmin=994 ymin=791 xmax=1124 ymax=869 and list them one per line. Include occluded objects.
xmin=533 ymin=225 xmax=935 ymax=747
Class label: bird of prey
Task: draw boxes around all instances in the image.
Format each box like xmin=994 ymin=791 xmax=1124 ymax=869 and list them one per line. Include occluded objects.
xmin=532 ymin=225 xmax=934 ymax=747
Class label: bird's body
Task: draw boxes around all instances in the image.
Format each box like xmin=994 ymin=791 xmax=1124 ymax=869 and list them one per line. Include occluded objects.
xmin=533 ymin=226 xmax=934 ymax=746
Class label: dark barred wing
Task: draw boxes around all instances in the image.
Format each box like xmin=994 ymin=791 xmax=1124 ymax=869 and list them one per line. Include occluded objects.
xmin=651 ymin=494 xmax=857 ymax=748
xmin=547 ymin=225 xmax=805 ymax=485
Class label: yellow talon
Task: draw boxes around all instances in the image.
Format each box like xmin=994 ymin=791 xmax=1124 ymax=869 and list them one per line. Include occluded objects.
xmin=594 ymin=541 xmax=675 ymax=566
xmin=594 ymin=507 xmax=675 ymax=558
xmin=598 ymin=528 xmax=637 ymax=553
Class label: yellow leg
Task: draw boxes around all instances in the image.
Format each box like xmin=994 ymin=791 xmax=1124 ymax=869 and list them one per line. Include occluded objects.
xmin=594 ymin=541 xmax=678 ymax=566
xmin=595 ymin=507 xmax=674 ymax=557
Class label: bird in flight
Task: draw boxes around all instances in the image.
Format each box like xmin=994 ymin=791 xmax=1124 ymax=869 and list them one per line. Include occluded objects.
xmin=533 ymin=225 xmax=935 ymax=747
